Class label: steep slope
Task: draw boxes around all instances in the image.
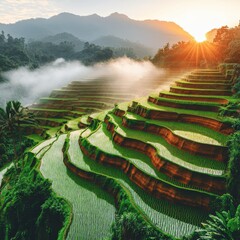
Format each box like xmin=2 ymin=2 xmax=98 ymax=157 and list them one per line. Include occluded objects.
xmin=29 ymin=68 xmax=234 ymax=239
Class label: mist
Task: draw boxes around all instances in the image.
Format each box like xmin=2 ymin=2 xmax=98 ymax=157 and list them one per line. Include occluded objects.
xmin=0 ymin=57 xmax=183 ymax=108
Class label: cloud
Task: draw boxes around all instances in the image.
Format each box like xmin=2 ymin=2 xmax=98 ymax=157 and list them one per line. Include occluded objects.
xmin=0 ymin=0 xmax=60 ymax=23
xmin=0 ymin=58 xmax=171 ymax=107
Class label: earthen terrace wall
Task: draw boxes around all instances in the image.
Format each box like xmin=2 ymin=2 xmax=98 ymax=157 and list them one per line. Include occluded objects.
xmin=148 ymin=96 xmax=220 ymax=112
xmin=79 ymin=137 xmax=216 ymax=210
xmin=126 ymin=105 xmax=234 ymax=135
xmin=104 ymin=117 xmax=225 ymax=195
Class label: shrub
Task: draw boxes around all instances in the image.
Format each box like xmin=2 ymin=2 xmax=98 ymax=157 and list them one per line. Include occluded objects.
xmin=36 ymin=196 xmax=68 ymax=240
xmin=0 ymin=154 xmax=70 ymax=240
xmin=211 ymin=194 xmax=235 ymax=214
xmin=226 ymin=132 xmax=240 ymax=203
xmin=0 ymin=154 xmax=8 ymax=167
xmin=219 ymin=102 xmax=240 ymax=118
xmin=233 ymin=119 xmax=240 ymax=131
xmin=232 ymin=79 xmax=240 ymax=97
xmin=0 ymin=143 xmax=6 ymax=155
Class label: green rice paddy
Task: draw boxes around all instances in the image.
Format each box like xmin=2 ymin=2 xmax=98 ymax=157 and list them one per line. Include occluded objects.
xmin=38 ymin=134 xmax=115 ymax=240
xmin=173 ymin=130 xmax=222 ymax=146
xmin=67 ymin=130 xmax=208 ymax=238
xmin=124 ymin=112 xmax=228 ymax=145
xmin=24 ymin=69 xmax=232 ymax=239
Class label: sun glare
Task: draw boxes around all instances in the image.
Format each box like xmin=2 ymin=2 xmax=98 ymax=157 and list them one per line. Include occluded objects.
xmin=194 ymin=34 xmax=207 ymax=43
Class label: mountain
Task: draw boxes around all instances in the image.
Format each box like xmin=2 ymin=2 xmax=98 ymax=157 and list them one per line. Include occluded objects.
xmin=92 ymin=35 xmax=154 ymax=57
xmin=0 ymin=12 xmax=193 ymax=53
xmin=41 ymin=32 xmax=85 ymax=51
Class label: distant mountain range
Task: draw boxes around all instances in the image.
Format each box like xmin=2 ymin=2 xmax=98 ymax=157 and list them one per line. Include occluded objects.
xmin=0 ymin=12 xmax=193 ymax=56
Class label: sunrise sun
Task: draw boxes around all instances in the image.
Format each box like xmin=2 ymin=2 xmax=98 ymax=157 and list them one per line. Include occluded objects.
xmin=194 ymin=34 xmax=207 ymax=42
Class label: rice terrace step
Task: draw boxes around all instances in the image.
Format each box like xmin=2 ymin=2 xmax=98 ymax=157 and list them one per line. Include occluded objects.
xmin=27 ymin=68 xmax=236 ymax=239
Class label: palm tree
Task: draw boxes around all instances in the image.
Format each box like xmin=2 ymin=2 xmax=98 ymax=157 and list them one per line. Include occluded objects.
xmin=196 ymin=207 xmax=240 ymax=240
xmin=0 ymin=101 xmax=37 ymax=167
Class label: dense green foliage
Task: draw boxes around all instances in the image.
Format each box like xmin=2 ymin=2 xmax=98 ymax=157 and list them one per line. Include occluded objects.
xmin=111 ymin=191 xmax=173 ymax=240
xmin=196 ymin=206 xmax=240 ymax=240
xmin=27 ymin=41 xmax=113 ymax=66
xmin=152 ymin=25 xmax=240 ymax=67
xmin=72 ymin=42 xmax=113 ymax=65
xmin=232 ymin=78 xmax=240 ymax=97
xmin=211 ymin=194 xmax=236 ymax=214
xmin=214 ymin=26 xmax=240 ymax=63
xmin=0 ymin=130 xmax=33 ymax=168
xmin=0 ymin=101 xmax=37 ymax=167
xmin=0 ymin=32 xmax=115 ymax=76
xmin=226 ymin=132 xmax=240 ymax=203
xmin=0 ymin=153 xmax=70 ymax=240
xmin=27 ymin=41 xmax=75 ymax=66
xmin=219 ymin=101 xmax=240 ymax=118
xmin=152 ymin=41 xmax=219 ymax=67
xmin=0 ymin=31 xmax=30 ymax=75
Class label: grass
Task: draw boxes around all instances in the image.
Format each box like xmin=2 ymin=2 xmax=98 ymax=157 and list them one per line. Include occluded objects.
xmin=38 ymin=134 xmax=115 ymax=240
xmin=67 ymin=130 xmax=208 ymax=238
xmin=109 ymin=114 xmax=225 ymax=175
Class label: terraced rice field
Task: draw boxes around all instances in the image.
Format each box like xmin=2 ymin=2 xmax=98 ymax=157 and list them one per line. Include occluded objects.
xmin=108 ymin=114 xmax=225 ymax=175
xmin=26 ymin=68 xmax=234 ymax=239
xmin=173 ymin=130 xmax=222 ymax=145
xmin=67 ymin=130 xmax=207 ymax=238
xmin=26 ymin=70 xmax=189 ymax=135
xmin=35 ymin=135 xmax=115 ymax=240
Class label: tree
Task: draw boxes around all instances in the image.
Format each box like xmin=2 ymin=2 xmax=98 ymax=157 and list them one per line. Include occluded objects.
xmin=226 ymin=132 xmax=240 ymax=203
xmin=0 ymin=101 xmax=37 ymax=166
xmin=196 ymin=206 xmax=240 ymax=240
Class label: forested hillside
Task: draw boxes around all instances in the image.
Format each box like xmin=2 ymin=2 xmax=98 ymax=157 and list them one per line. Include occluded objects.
xmin=152 ymin=25 xmax=240 ymax=67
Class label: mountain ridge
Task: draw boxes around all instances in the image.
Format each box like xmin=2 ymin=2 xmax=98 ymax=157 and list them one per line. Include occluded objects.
xmin=0 ymin=12 xmax=193 ymax=51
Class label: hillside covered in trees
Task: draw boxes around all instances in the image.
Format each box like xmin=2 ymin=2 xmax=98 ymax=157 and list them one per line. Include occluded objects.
xmin=152 ymin=24 xmax=240 ymax=68
xmin=0 ymin=31 xmax=116 ymax=78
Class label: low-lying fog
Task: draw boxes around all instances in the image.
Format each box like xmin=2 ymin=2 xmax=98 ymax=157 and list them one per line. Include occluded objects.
xmin=0 ymin=57 xmax=189 ymax=107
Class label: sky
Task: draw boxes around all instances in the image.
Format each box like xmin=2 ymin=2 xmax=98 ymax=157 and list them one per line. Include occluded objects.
xmin=0 ymin=0 xmax=239 ymax=40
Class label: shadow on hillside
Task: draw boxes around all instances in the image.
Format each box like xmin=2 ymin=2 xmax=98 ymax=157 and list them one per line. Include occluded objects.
xmin=66 ymin=166 xmax=115 ymax=206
